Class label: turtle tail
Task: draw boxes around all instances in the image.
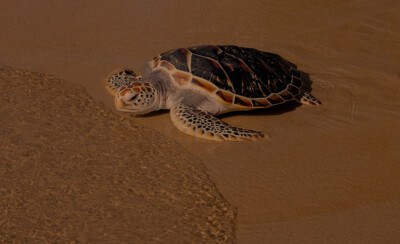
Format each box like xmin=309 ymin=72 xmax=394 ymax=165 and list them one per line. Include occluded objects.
xmin=105 ymin=68 xmax=142 ymax=95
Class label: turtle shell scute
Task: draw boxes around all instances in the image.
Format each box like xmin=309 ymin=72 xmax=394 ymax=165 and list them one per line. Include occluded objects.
xmin=160 ymin=48 xmax=190 ymax=72
xmin=158 ymin=45 xmax=304 ymax=101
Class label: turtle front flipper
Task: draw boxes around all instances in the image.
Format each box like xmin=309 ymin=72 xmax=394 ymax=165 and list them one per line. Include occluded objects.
xmin=170 ymin=103 xmax=264 ymax=141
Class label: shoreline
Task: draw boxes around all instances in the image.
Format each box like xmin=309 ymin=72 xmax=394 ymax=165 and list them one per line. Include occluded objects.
xmin=1 ymin=0 xmax=400 ymax=242
xmin=0 ymin=65 xmax=237 ymax=243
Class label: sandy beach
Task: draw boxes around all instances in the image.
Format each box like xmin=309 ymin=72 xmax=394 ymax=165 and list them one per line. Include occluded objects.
xmin=0 ymin=65 xmax=236 ymax=243
xmin=1 ymin=0 xmax=399 ymax=243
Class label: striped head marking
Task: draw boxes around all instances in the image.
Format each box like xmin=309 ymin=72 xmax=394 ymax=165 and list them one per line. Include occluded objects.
xmin=114 ymin=82 xmax=157 ymax=115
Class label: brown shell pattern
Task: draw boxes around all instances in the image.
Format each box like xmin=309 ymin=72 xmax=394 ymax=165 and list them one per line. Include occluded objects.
xmin=151 ymin=45 xmax=303 ymax=108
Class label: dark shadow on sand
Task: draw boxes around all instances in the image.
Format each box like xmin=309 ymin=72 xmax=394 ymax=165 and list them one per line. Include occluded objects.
xmin=220 ymin=100 xmax=301 ymax=119
xmin=131 ymin=109 xmax=170 ymax=118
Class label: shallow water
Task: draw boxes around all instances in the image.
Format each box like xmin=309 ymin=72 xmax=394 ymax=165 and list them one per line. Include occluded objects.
xmin=1 ymin=0 xmax=399 ymax=243
xmin=0 ymin=65 xmax=236 ymax=243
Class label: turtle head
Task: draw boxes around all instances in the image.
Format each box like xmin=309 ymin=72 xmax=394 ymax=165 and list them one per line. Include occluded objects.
xmin=105 ymin=68 xmax=142 ymax=95
xmin=114 ymin=81 xmax=159 ymax=115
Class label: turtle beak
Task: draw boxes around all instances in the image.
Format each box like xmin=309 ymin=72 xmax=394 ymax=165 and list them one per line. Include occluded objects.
xmin=114 ymin=96 xmax=141 ymax=113
xmin=114 ymin=96 xmax=128 ymax=109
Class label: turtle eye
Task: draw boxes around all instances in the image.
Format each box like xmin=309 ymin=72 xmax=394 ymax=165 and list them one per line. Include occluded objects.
xmin=129 ymin=94 xmax=139 ymax=101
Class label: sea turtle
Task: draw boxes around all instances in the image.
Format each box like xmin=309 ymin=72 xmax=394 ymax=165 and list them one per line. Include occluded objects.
xmin=105 ymin=45 xmax=320 ymax=141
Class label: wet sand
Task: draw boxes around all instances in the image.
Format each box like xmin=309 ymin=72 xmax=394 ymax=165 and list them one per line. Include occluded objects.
xmin=0 ymin=65 xmax=235 ymax=243
xmin=1 ymin=0 xmax=400 ymax=243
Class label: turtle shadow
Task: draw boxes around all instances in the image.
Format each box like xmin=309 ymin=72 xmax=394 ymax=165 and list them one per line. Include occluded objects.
xmin=299 ymin=71 xmax=313 ymax=94
xmin=133 ymin=109 xmax=170 ymax=118
xmin=220 ymin=101 xmax=301 ymax=119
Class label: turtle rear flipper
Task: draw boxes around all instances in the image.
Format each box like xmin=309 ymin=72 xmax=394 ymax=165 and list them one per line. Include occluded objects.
xmin=170 ymin=103 xmax=264 ymax=141
xmin=105 ymin=68 xmax=142 ymax=95
xmin=298 ymin=92 xmax=321 ymax=105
